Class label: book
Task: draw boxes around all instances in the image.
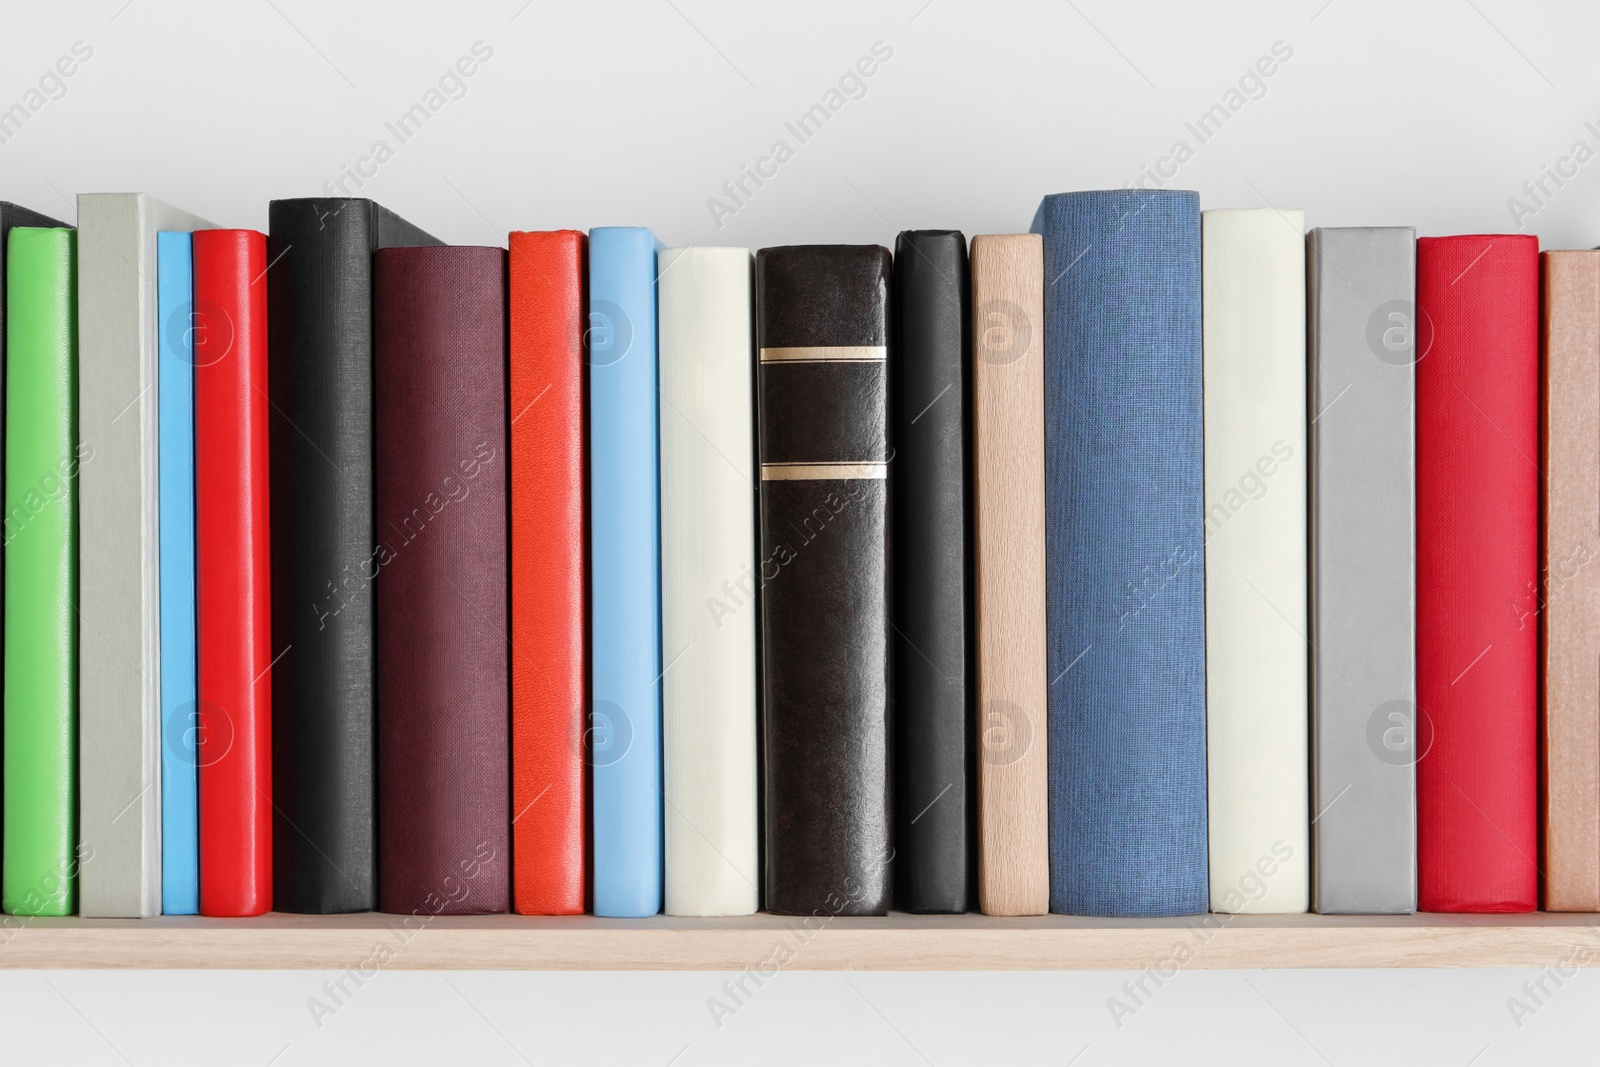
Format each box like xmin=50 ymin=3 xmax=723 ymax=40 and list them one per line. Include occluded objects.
xmin=1030 ymin=190 xmax=1208 ymax=918
xmin=757 ymin=244 xmax=892 ymax=917
xmin=77 ymin=193 xmax=213 ymax=918
xmin=588 ymin=227 xmax=664 ymax=918
xmin=1540 ymin=250 xmax=1600 ymax=912
xmin=266 ymin=198 xmax=439 ymax=914
xmin=193 ymin=229 xmax=273 ymax=917
xmin=891 ymin=229 xmax=973 ymax=914
xmin=373 ymin=246 xmax=509 ymax=916
xmin=156 ymin=230 xmax=197 ymax=916
xmin=658 ymin=246 xmax=759 ymax=917
xmin=1416 ymin=234 xmax=1539 ymax=913
xmin=507 ymin=230 xmax=587 ymax=916
xmin=3 ymin=225 xmax=78 ymax=916
xmin=970 ymin=233 xmax=1048 ymax=917
xmin=1308 ymin=227 xmax=1417 ymax=915
xmin=1202 ymin=208 xmax=1309 ymax=914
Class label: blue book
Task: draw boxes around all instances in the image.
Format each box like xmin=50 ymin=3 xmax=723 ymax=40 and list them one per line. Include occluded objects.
xmin=156 ymin=231 xmax=197 ymax=915
xmin=588 ymin=227 xmax=664 ymax=917
xmin=1030 ymin=190 xmax=1209 ymax=916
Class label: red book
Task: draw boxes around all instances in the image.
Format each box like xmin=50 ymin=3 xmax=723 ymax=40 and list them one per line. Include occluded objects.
xmin=1415 ymin=234 xmax=1539 ymax=912
xmin=509 ymin=231 xmax=588 ymax=914
xmin=194 ymin=229 xmax=273 ymax=916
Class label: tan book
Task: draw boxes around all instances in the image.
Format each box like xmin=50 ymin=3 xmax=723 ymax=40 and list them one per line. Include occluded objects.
xmin=1542 ymin=250 xmax=1600 ymax=912
xmin=971 ymin=234 xmax=1047 ymax=915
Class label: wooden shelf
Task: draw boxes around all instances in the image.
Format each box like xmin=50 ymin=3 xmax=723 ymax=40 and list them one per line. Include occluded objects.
xmin=1 ymin=912 xmax=1598 ymax=969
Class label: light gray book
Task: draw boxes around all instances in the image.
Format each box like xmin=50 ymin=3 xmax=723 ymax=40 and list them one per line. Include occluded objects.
xmin=1308 ymin=226 xmax=1417 ymax=914
xmin=77 ymin=193 xmax=213 ymax=917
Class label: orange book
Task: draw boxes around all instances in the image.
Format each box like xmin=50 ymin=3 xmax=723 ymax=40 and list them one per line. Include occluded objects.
xmin=509 ymin=231 xmax=589 ymax=913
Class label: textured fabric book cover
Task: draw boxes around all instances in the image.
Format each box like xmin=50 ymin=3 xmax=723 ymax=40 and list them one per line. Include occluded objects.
xmin=156 ymin=230 xmax=198 ymax=915
xmin=1416 ymin=234 xmax=1539 ymax=913
xmin=77 ymin=193 xmax=214 ymax=918
xmin=757 ymin=244 xmax=892 ymax=917
xmin=658 ymin=246 xmax=759 ymax=917
xmin=588 ymin=227 xmax=664 ymax=917
xmin=508 ymin=230 xmax=588 ymax=916
xmin=1202 ymin=208 xmax=1309 ymax=914
xmin=3 ymin=226 xmax=78 ymax=916
xmin=970 ymin=233 xmax=1048 ymax=917
xmin=1308 ymin=226 xmax=1417 ymax=915
xmin=1540 ymin=250 xmax=1600 ymax=912
xmin=1030 ymin=190 xmax=1208 ymax=917
xmin=267 ymin=198 xmax=439 ymax=914
xmin=374 ymin=246 xmax=510 ymax=915
xmin=891 ymin=229 xmax=973 ymax=915
xmin=193 ymin=229 xmax=273 ymax=917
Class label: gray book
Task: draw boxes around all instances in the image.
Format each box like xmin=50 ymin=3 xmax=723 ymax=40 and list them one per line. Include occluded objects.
xmin=1308 ymin=226 xmax=1417 ymax=914
xmin=77 ymin=193 xmax=213 ymax=917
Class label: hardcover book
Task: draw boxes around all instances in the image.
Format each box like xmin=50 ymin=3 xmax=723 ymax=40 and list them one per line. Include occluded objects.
xmin=267 ymin=198 xmax=439 ymax=913
xmin=1308 ymin=227 xmax=1417 ymax=915
xmin=77 ymin=193 xmax=214 ymax=918
xmin=658 ymin=246 xmax=759 ymax=917
xmin=374 ymin=245 xmax=510 ymax=915
xmin=757 ymin=244 xmax=893 ymax=917
xmin=892 ymin=229 xmax=973 ymax=914
xmin=1415 ymin=234 xmax=1539 ymax=913
xmin=1202 ymin=208 xmax=1309 ymax=914
xmin=1030 ymin=190 xmax=1208 ymax=917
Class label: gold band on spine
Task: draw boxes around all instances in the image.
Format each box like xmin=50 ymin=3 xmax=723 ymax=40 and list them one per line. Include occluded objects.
xmin=759 ymin=346 xmax=887 ymax=363
xmin=760 ymin=462 xmax=888 ymax=481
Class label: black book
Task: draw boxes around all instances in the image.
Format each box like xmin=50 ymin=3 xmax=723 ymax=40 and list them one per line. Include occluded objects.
xmin=891 ymin=230 xmax=973 ymax=913
xmin=757 ymin=245 xmax=893 ymax=916
xmin=267 ymin=198 xmax=440 ymax=913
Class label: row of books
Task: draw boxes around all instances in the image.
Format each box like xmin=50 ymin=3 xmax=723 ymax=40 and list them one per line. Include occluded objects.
xmin=0 ymin=187 xmax=1576 ymax=921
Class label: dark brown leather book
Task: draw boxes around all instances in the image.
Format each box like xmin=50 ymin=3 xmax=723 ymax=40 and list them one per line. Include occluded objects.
xmin=373 ymin=246 xmax=510 ymax=915
xmin=757 ymin=245 xmax=893 ymax=916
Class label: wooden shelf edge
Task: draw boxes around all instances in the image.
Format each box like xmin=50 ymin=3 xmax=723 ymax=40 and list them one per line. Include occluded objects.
xmin=3 ymin=912 xmax=1600 ymax=969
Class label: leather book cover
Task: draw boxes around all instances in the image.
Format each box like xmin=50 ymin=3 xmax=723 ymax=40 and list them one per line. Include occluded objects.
xmin=588 ymin=227 xmax=664 ymax=917
xmin=891 ymin=230 xmax=972 ymax=914
xmin=374 ymin=246 xmax=509 ymax=916
xmin=658 ymin=246 xmax=759 ymax=917
xmin=156 ymin=230 xmax=198 ymax=915
xmin=757 ymin=244 xmax=892 ymax=917
xmin=3 ymin=225 xmax=77 ymax=915
xmin=266 ymin=198 xmax=439 ymax=913
xmin=193 ymin=229 xmax=273 ymax=917
xmin=1308 ymin=227 xmax=1417 ymax=915
xmin=1030 ymin=191 xmax=1208 ymax=917
xmin=1541 ymin=250 xmax=1600 ymax=912
xmin=508 ymin=230 xmax=587 ymax=916
xmin=77 ymin=193 xmax=214 ymax=918
xmin=1416 ymin=234 xmax=1539 ymax=913
xmin=1202 ymin=208 xmax=1309 ymax=914
xmin=970 ymin=234 xmax=1048 ymax=917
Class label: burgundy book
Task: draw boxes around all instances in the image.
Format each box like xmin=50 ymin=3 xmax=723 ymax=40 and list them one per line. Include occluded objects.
xmin=373 ymin=246 xmax=510 ymax=914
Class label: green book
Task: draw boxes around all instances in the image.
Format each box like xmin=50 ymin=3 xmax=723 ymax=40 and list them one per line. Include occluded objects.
xmin=4 ymin=227 xmax=78 ymax=916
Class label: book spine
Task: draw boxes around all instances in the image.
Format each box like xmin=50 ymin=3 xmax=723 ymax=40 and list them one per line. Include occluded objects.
xmin=1416 ymin=234 xmax=1540 ymax=912
xmin=970 ymin=233 xmax=1048 ymax=917
xmin=508 ymin=231 xmax=588 ymax=916
xmin=3 ymin=226 xmax=78 ymax=915
xmin=1541 ymin=250 xmax=1600 ymax=912
xmin=588 ymin=227 xmax=664 ymax=917
xmin=658 ymin=246 xmax=759 ymax=917
xmin=1030 ymin=189 xmax=1208 ymax=917
xmin=891 ymin=230 xmax=973 ymax=914
xmin=1308 ymin=227 xmax=1417 ymax=915
xmin=193 ymin=229 xmax=273 ymax=917
xmin=374 ymin=246 xmax=510 ymax=915
xmin=757 ymin=244 xmax=892 ymax=917
xmin=1202 ymin=208 xmax=1309 ymax=914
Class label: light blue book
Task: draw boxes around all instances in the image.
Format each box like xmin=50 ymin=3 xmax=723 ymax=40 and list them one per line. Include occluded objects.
xmin=588 ymin=227 xmax=664 ymax=917
xmin=156 ymin=231 xmax=197 ymax=915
